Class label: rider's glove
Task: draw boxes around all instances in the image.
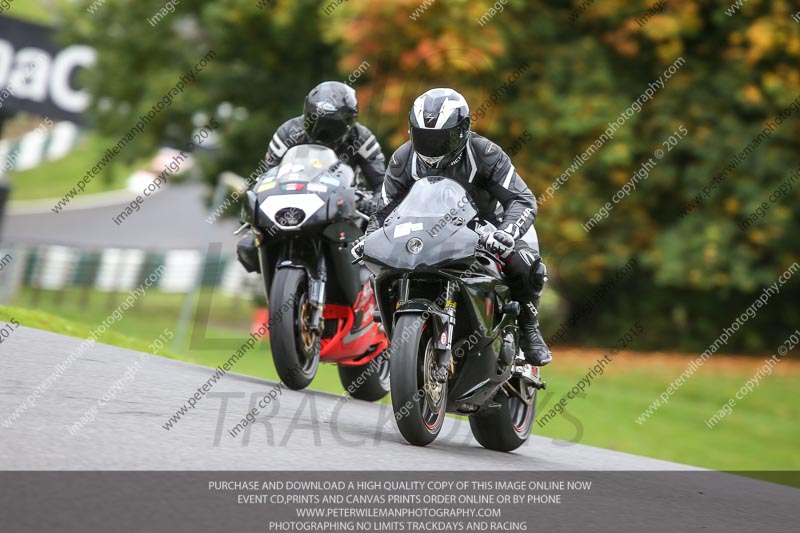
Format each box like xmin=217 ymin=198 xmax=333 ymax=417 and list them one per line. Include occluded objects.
xmin=351 ymin=236 xmax=366 ymax=262
xmin=357 ymin=194 xmax=379 ymax=216
xmin=485 ymin=230 xmax=516 ymax=259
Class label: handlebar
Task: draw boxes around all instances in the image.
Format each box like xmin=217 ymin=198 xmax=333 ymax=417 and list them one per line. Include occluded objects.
xmin=474 ymin=231 xmax=506 ymax=265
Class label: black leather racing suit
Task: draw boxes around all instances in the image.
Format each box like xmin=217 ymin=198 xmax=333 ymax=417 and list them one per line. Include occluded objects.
xmin=366 ymin=132 xmax=548 ymax=313
xmin=265 ymin=116 xmax=385 ymax=193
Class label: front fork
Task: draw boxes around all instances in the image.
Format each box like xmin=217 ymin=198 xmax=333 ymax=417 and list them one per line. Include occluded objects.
xmin=434 ymin=280 xmax=458 ymax=383
xmin=394 ymin=276 xmax=457 ymax=384
xmin=307 ymin=253 xmax=327 ymax=334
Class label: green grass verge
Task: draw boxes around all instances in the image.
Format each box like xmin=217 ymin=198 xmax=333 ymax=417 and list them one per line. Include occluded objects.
xmin=7 ymin=134 xmax=145 ymax=202
xmin=0 ymin=305 xmax=178 ymax=359
xmin=4 ymin=291 xmax=798 ymax=476
xmin=10 ymin=287 xmax=255 ymax=350
xmin=530 ymin=355 xmax=799 ymax=472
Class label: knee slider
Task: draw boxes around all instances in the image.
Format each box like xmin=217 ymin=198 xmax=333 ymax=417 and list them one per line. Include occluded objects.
xmin=510 ymin=248 xmax=546 ymax=292
xmin=531 ymin=259 xmax=547 ymax=292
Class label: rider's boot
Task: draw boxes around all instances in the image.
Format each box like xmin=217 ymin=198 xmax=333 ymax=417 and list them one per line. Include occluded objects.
xmin=518 ymin=296 xmax=552 ymax=367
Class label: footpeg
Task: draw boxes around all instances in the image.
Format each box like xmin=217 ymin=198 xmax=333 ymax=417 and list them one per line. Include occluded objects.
xmin=512 ymin=355 xmax=546 ymax=389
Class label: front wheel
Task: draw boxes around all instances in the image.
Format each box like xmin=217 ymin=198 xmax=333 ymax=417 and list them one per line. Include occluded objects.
xmin=338 ymin=353 xmax=390 ymax=402
xmin=468 ymin=378 xmax=536 ymax=452
xmin=268 ymin=268 xmax=320 ymax=390
xmin=390 ymin=314 xmax=447 ymax=446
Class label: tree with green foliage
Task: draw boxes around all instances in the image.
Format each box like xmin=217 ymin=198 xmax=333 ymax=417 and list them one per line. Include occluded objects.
xmin=325 ymin=0 xmax=800 ymax=352
xmin=58 ymin=0 xmax=800 ymax=352
xmin=60 ymin=0 xmax=342 ymax=185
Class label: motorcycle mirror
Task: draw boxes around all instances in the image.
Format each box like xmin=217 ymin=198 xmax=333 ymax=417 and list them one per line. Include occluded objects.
xmin=246 ymin=190 xmax=257 ymax=213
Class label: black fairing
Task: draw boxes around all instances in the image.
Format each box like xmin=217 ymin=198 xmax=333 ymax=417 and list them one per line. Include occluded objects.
xmin=364 ymin=176 xmax=519 ymax=415
xmin=363 ymin=176 xmax=480 ymax=274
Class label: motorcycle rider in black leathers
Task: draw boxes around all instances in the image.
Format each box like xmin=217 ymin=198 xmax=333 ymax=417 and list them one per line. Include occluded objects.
xmin=264 ymin=81 xmax=386 ymax=196
xmin=238 ymin=81 xmax=385 ymax=272
xmin=353 ymin=88 xmax=552 ymax=366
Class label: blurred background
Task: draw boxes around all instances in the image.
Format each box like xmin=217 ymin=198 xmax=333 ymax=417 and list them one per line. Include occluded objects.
xmin=0 ymin=0 xmax=798 ymax=471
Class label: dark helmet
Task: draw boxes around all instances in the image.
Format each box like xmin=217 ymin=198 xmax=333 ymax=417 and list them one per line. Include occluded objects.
xmin=303 ymin=81 xmax=358 ymax=148
xmin=409 ymin=88 xmax=470 ymax=168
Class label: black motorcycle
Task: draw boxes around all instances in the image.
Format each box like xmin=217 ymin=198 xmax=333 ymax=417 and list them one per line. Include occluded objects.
xmin=362 ymin=176 xmax=546 ymax=450
xmin=239 ymin=145 xmax=390 ymax=400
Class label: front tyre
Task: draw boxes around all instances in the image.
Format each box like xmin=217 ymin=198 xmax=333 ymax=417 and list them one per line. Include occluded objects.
xmin=337 ymin=353 xmax=390 ymax=402
xmin=469 ymin=379 xmax=536 ymax=452
xmin=390 ymin=314 xmax=447 ymax=446
xmin=269 ymin=268 xmax=320 ymax=390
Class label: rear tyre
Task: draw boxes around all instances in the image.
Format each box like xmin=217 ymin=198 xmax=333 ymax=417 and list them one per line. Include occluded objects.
xmin=469 ymin=379 xmax=536 ymax=452
xmin=338 ymin=353 xmax=390 ymax=402
xmin=390 ymin=314 xmax=447 ymax=446
xmin=269 ymin=268 xmax=320 ymax=390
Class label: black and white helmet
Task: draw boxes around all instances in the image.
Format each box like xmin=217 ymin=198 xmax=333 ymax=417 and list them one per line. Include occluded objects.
xmin=303 ymin=81 xmax=358 ymax=149
xmin=409 ymin=88 xmax=470 ymax=168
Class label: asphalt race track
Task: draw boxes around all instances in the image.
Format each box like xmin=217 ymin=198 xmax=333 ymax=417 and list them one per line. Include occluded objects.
xmin=1 ymin=327 xmax=797 ymax=532
xmin=0 ymin=326 xmax=694 ymax=470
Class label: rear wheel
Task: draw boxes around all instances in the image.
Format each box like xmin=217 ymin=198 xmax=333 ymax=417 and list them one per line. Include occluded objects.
xmin=390 ymin=314 xmax=447 ymax=446
xmin=338 ymin=353 xmax=390 ymax=402
xmin=269 ymin=268 xmax=320 ymax=390
xmin=469 ymin=378 xmax=536 ymax=452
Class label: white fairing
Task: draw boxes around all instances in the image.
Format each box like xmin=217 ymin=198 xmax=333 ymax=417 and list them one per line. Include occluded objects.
xmin=259 ymin=194 xmax=325 ymax=230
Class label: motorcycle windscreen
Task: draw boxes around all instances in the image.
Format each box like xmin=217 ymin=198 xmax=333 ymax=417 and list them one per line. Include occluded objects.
xmin=274 ymin=144 xmax=352 ymax=188
xmin=393 ymin=176 xmax=478 ymax=220
xmin=366 ymin=177 xmax=480 ymax=270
